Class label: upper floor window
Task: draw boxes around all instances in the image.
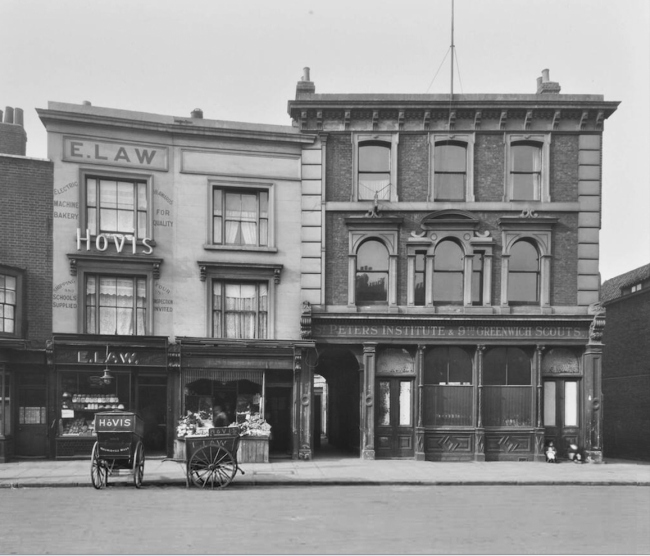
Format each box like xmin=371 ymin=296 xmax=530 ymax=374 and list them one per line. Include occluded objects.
xmin=353 ymin=134 xmax=399 ymax=202
xmin=0 ymin=274 xmax=17 ymax=334
xmin=510 ymin=142 xmax=541 ymax=200
xmin=86 ymin=176 xmax=149 ymax=239
xmin=213 ymin=188 xmax=268 ymax=247
xmin=433 ymin=142 xmax=467 ymax=201
xmin=414 ymin=251 xmax=426 ymax=306
xmin=356 ymin=239 xmax=389 ymax=304
xmin=0 ymin=266 xmax=24 ymax=337
xmin=212 ymin=281 xmax=268 ymax=339
xmin=85 ymin=275 xmax=147 ymax=335
xmin=505 ymin=135 xmax=550 ymax=202
xmin=433 ymin=240 xmax=464 ymax=304
xmin=358 ymin=142 xmax=391 ymax=201
xmin=508 ymin=240 xmax=540 ymax=304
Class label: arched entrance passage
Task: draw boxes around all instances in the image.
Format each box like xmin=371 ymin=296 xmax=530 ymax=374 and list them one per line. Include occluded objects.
xmin=314 ymin=348 xmax=361 ymax=457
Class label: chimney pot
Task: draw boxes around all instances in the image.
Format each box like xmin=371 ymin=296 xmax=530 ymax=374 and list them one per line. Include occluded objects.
xmin=191 ymin=108 xmax=203 ymax=119
xmin=4 ymin=106 xmax=14 ymax=124
xmin=302 ymin=67 xmax=311 ymax=82
xmin=542 ymin=69 xmax=550 ymax=82
xmin=14 ymin=107 xmax=24 ymax=127
xmin=82 ymin=100 xmax=92 ymax=106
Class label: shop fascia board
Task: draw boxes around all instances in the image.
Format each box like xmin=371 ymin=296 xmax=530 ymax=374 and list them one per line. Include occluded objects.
xmin=51 ymin=333 xmax=169 ymax=349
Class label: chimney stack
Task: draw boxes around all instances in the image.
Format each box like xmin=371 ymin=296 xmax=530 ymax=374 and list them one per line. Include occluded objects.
xmin=536 ymin=69 xmax=561 ymax=94
xmin=0 ymin=105 xmax=27 ymax=156
xmin=296 ymin=67 xmax=316 ymax=99
xmin=191 ymin=108 xmax=204 ymax=119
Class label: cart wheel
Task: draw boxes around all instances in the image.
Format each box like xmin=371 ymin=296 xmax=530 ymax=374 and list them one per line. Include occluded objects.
xmin=90 ymin=442 xmax=107 ymax=489
xmin=132 ymin=441 xmax=145 ymax=489
xmin=187 ymin=445 xmax=237 ymax=489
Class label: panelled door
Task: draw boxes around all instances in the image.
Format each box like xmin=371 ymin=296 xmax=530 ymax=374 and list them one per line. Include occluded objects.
xmin=15 ymin=386 xmax=48 ymax=457
xmin=543 ymin=379 xmax=581 ymax=457
xmin=375 ymin=378 xmax=414 ymax=458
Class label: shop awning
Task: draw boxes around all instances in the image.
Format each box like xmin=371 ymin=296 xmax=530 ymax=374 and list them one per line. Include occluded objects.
xmin=183 ymin=369 xmax=264 ymax=386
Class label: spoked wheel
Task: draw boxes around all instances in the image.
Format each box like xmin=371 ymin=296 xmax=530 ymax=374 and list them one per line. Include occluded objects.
xmin=90 ymin=442 xmax=107 ymax=489
xmin=132 ymin=441 xmax=145 ymax=488
xmin=187 ymin=445 xmax=237 ymax=489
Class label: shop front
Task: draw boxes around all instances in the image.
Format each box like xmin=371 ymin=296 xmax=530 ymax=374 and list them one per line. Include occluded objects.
xmin=172 ymin=338 xmax=314 ymax=461
xmin=309 ymin=315 xmax=604 ymax=462
xmin=48 ymin=334 xmax=169 ymax=459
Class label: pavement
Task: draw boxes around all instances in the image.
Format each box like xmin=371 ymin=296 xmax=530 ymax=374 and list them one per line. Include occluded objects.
xmin=1 ymin=454 xmax=649 ymax=488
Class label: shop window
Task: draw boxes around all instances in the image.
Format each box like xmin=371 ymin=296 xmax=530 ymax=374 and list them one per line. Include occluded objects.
xmin=508 ymin=240 xmax=540 ymax=304
xmin=433 ymin=240 xmax=464 ymax=304
xmin=85 ymin=275 xmax=148 ymax=335
xmin=212 ymin=281 xmax=268 ymax=339
xmin=433 ymin=141 xmax=467 ymax=201
xmin=0 ymin=266 xmax=24 ymax=337
xmin=355 ymin=239 xmax=389 ymax=304
xmin=83 ymin=174 xmax=151 ymax=240
xmin=212 ymin=187 xmax=269 ymax=247
xmin=483 ymin=347 xmax=532 ymax=427
xmin=353 ymin=134 xmax=399 ymax=202
xmin=0 ymin=370 xmax=10 ymax=437
xmin=423 ymin=347 xmax=473 ymax=426
xmin=505 ymin=135 xmax=550 ymax=202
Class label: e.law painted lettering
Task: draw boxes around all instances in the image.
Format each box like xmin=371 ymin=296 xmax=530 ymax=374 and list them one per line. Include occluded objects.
xmin=63 ymin=138 xmax=168 ymax=171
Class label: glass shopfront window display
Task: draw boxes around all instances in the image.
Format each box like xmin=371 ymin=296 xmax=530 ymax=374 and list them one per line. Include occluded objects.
xmin=58 ymin=371 xmax=131 ymax=438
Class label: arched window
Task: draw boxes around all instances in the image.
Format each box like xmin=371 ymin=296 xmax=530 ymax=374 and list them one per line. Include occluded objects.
xmin=484 ymin=347 xmax=531 ymax=386
xmin=424 ymin=347 xmax=473 ymax=385
xmin=510 ymin=141 xmax=542 ymax=201
xmin=433 ymin=240 xmax=464 ymax=303
xmin=358 ymin=141 xmax=391 ymax=201
xmin=434 ymin=141 xmax=467 ymax=201
xmin=508 ymin=240 xmax=540 ymax=304
xmin=355 ymin=239 xmax=389 ymax=304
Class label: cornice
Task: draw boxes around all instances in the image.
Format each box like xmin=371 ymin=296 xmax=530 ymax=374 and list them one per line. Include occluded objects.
xmin=37 ymin=108 xmax=317 ymax=146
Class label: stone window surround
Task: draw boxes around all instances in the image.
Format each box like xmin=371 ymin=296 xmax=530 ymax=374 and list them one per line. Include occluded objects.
xmin=504 ymin=133 xmax=551 ymax=203
xmin=0 ymin=264 xmax=24 ymax=338
xmin=204 ymin=177 xmax=277 ymax=253
xmin=351 ymin=133 xmax=399 ymax=203
xmin=429 ymin=133 xmax=476 ymax=203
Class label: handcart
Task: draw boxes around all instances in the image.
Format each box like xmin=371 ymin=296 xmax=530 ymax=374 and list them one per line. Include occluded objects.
xmin=90 ymin=410 xmax=145 ymax=489
xmin=181 ymin=426 xmax=245 ymax=489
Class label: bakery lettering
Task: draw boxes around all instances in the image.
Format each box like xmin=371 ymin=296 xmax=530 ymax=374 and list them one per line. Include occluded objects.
xmin=77 ymin=228 xmax=153 ymax=255
xmin=97 ymin=417 xmax=132 ymax=428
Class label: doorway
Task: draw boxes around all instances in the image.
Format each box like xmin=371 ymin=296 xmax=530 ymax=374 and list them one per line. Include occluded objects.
xmin=137 ymin=375 xmax=168 ymax=455
xmin=544 ymin=378 xmax=581 ymax=457
xmin=375 ymin=377 xmax=415 ymax=458
xmin=266 ymin=386 xmax=292 ymax=457
xmin=15 ymin=381 xmax=48 ymax=458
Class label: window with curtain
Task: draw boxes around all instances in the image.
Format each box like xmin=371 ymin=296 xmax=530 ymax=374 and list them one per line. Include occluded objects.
xmin=85 ymin=275 xmax=147 ymax=335
xmin=212 ymin=281 xmax=268 ymax=339
xmin=508 ymin=240 xmax=540 ymax=303
xmin=510 ymin=142 xmax=542 ymax=201
xmin=434 ymin=142 xmax=467 ymax=200
xmin=433 ymin=240 xmax=464 ymax=303
xmin=86 ymin=177 xmax=148 ymax=239
xmin=483 ymin=347 xmax=532 ymax=427
xmin=358 ymin=141 xmax=391 ymax=201
xmin=213 ymin=188 xmax=268 ymax=247
xmin=0 ymin=274 xmax=17 ymax=334
xmin=355 ymin=239 xmax=389 ymax=304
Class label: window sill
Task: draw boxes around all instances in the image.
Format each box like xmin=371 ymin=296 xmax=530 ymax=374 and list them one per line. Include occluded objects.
xmin=203 ymin=244 xmax=278 ymax=253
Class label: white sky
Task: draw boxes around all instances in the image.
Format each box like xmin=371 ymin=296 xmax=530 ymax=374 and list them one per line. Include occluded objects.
xmin=2 ymin=0 xmax=648 ymax=281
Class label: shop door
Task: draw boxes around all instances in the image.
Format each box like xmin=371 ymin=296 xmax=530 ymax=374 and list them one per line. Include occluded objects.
xmin=15 ymin=386 xmax=48 ymax=457
xmin=375 ymin=378 xmax=414 ymax=459
xmin=138 ymin=379 xmax=168 ymax=454
xmin=266 ymin=387 xmax=292 ymax=456
xmin=544 ymin=379 xmax=581 ymax=457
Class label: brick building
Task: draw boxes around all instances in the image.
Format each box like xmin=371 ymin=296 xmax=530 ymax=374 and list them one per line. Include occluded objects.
xmin=601 ymin=263 xmax=650 ymax=461
xmin=291 ymin=69 xmax=619 ymax=461
xmin=0 ymin=106 xmax=53 ymax=461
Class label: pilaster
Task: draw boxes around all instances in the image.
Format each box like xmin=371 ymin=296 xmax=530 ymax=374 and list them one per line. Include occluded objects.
xmin=361 ymin=343 xmax=377 ymax=459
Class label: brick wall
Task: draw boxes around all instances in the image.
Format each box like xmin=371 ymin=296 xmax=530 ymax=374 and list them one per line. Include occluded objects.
xmin=551 ymin=134 xmax=579 ymax=202
xmin=0 ymin=156 xmax=53 ymax=345
xmin=474 ymin=134 xmax=505 ymax=202
xmin=602 ymin=290 xmax=650 ymax=460
xmin=397 ymin=134 xmax=428 ymax=202
xmin=326 ymin=135 xmax=352 ymax=202
xmin=0 ymin=123 xmax=27 ymax=156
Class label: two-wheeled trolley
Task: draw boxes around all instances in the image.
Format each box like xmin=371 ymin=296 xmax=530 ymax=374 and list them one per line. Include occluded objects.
xmin=182 ymin=427 xmax=245 ymax=489
xmin=90 ymin=410 xmax=145 ymax=489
